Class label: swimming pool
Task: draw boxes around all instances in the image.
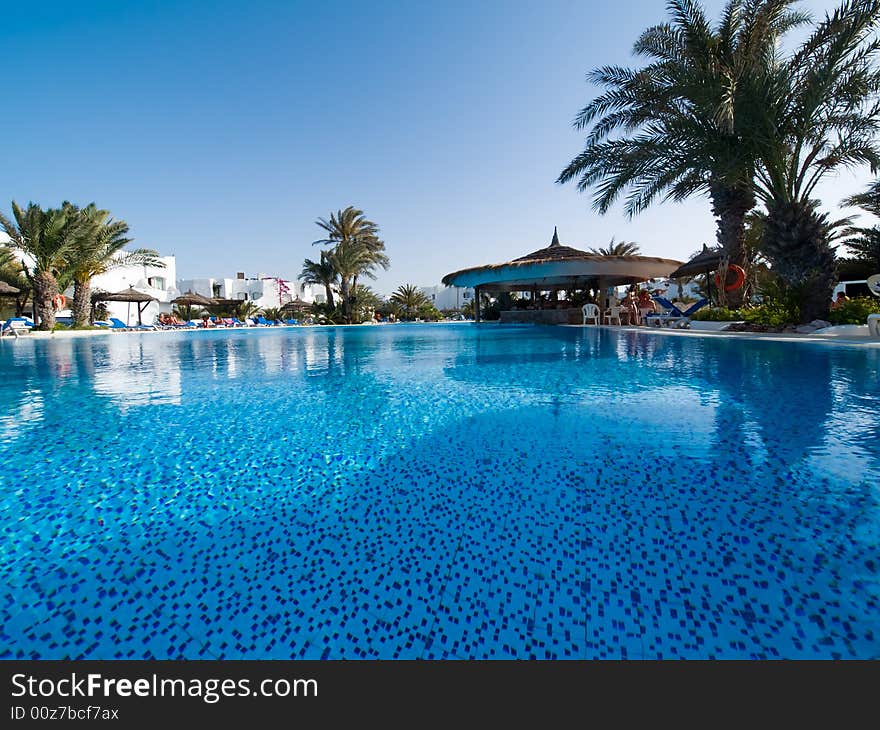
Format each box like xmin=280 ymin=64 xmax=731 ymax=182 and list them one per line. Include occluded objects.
xmin=1 ymin=325 xmax=878 ymax=659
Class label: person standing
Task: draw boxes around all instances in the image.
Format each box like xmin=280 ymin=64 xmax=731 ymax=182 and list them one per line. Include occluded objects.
xmin=621 ymin=290 xmax=640 ymax=326
xmin=637 ymin=289 xmax=656 ymax=325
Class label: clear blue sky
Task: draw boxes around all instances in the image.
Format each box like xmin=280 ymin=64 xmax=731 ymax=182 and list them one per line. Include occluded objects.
xmin=2 ymin=0 xmax=873 ymax=294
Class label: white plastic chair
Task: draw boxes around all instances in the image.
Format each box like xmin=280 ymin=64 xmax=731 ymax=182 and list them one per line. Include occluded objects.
xmin=603 ymin=305 xmax=622 ymax=325
xmin=582 ymin=303 xmax=600 ymax=325
xmin=868 ymin=313 xmax=880 ymax=337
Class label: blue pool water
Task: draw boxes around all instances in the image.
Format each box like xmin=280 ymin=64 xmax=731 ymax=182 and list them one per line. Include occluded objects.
xmin=1 ymin=324 xmax=878 ymax=659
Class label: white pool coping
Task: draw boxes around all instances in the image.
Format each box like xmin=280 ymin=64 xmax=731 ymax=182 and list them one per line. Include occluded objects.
xmin=561 ymin=323 xmax=880 ymax=347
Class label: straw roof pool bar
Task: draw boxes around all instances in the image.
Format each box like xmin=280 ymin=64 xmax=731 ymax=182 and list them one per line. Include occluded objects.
xmin=442 ymin=229 xmax=683 ymax=323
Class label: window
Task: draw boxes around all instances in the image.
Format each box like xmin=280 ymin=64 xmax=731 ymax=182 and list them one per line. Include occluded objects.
xmin=212 ymin=283 xmax=222 ymax=298
xmin=237 ymin=292 xmax=248 ymax=301
xmin=147 ymin=277 xmax=166 ymax=290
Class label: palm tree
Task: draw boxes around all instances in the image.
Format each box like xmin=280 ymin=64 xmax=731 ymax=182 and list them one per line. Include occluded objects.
xmin=842 ymin=180 xmax=880 ymax=270
xmin=350 ymin=284 xmax=383 ymax=320
xmin=0 ymin=201 xmax=81 ymax=330
xmin=390 ymin=284 xmax=429 ymax=321
xmin=326 ymin=238 xmax=376 ymax=322
xmin=0 ymin=247 xmax=32 ymax=317
xmin=312 ymin=207 xmax=389 ymax=323
xmin=589 ymin=237 xmax=641 ymax=256
xmin=844 ymin=177 xmax=880 ymax=216
xmin=299 ymin=251 xmax=337 ymax=309
xmin=262 ymin=307 xmax=283 ymax=323
xmin=840 ymin=228 xmax=880 ymax=271
xmin=68 ymin=204 xmax=164 ymax=327
xmin=752 ymin=0 xmax=880 ymax=321
xmin=557 ymin=0 xmax=809 ymax=306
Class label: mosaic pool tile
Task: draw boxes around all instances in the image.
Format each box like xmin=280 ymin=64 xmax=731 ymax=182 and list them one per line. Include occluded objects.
xmin=1 ymin=325 xmax=879 ymax=659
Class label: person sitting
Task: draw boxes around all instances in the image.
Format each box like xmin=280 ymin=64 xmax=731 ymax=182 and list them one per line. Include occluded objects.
xmin=637 ymin=289 xmax=656 ymax=324
xmin=831 ymin=291 xmax=849 ymax=309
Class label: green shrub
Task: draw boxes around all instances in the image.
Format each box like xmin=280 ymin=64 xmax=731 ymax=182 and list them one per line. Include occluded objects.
xmin=827 ymin=296 xmax=880 ymax=325
xmin=744 ymin=281 xmax=802 ymax=327
xmin=743 ymin=299 xmax=799 ymax=328
xmin=416 ymin=302 xmax=442 ymax=321
xmin=691 ymin=307 xmax=746 ymax=322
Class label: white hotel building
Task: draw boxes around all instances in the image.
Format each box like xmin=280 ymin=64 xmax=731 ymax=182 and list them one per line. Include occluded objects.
xmin=176 ymin=272 xmax=326 ymax=309
xmin=419 ymin=285 xmax=474 ymax=311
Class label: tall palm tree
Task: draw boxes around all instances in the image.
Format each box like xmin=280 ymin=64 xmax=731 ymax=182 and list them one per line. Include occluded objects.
xmin=299 ymin=250 xmax=337 ymax=309
xmin=0 ymin=201 xmax=81 ymax=330
xmin=312 ymin=207 xmax=389 ymax=322
xmin=752 ymin=0 xmax=880 ymax=321
xmin=68 ymin=204 xmax=164 ymax=327
xmin=390 ymin=284 xmax=429 ymax=321
xmin=326 ymin=238 xmax=376 ymax=323
xmin=557 ymin=0 xmax=809 ymax=306
xmin=589 ymin=237 xmax=641 ymax=256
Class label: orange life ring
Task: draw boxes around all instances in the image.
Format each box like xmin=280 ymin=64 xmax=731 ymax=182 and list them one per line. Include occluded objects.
xmin=52 ymin=294 xmax=67 ymax=310
xmin=714 ymin=264 xmax=746 ymax=292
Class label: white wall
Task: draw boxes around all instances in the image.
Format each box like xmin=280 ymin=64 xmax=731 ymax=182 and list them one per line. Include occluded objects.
xmin=177 ymin=274 xmax=326 ymax=307
xmin=70 ymin=255 xmax=178 ymax=325
xmin=420 ymin=285 xmax=474 ymax=311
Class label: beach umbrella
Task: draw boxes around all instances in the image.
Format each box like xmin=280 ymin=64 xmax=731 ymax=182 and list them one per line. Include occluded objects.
xmin=280 ymin=297 xmax=311 ymax=313
xmin=667 ymin=245 xmax=725 ymax=301
xmin=171 ymin=291 xmax=214 ymax=307
xmin=0 ymin=281 xmax=20 ymax=296
xmin=171 ymin=291 xmax=214 ymax=320
xmin=92 ymin=286 xmax=158 ymax=325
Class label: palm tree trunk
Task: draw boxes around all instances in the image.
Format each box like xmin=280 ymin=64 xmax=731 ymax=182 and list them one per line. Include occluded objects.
xmin=32 ymin=270 xmax=59 ymax=331
xmin=710 ymin=183 xmax=756 ymax=308
xmin=339 ymin=277 xmax=351 ymax=323
xmin=72 ymin=277 xmax=92 ymax=327
xmin=324 ymin=284 xmax=335 ymax=310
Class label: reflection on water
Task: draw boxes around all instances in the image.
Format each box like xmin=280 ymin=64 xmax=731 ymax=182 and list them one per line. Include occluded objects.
xmin=92 ymin=336 xmax=182 ymax=410
xmin=0 ymin=326 xmax=876 ymax=470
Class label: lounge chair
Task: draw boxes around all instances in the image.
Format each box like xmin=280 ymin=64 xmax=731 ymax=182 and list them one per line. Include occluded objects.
xmin=647 ymin=297 xmax=709 ymax=328
xmin=284 ymin=318 xmax=298 ymax=325
xmin=109 ymin=317 xmax=155 ymax=331
xmin=581 ymin=303 xmax=600 ymax=325
xmin=1 ymin=317 xmax=34 ymax=338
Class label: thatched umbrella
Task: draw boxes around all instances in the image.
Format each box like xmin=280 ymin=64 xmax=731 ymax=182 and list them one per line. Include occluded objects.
xmin=667 ymin=245 xmax=724 ymax=302
xmin=171 ymin=291 xmax=213 ymax=307
xmin=92 ymin=286 xmax=158 ymax=325
xmin=0 ymin=281 xmax=20 ymax=296
xmin=171 ymin=291 xmax=214 ymax=320
xmin=280 ymin=297 xmax=311 ymax=313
